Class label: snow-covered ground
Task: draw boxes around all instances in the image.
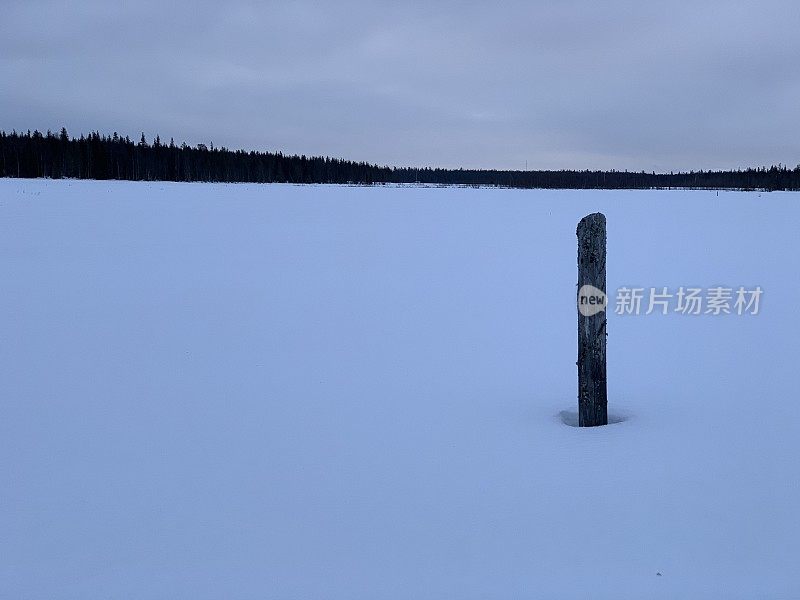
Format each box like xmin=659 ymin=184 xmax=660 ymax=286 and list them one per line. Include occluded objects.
xmin=1 ymin=178 xmax=798 ymax=599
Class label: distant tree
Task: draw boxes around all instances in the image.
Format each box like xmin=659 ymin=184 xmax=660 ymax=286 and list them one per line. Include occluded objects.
xmin=1 ymin=127 xmax=798 ymax=190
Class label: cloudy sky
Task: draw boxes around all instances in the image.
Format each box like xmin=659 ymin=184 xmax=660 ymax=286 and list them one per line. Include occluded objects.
xmin=2 ymin=0 xmax=799 ymax=171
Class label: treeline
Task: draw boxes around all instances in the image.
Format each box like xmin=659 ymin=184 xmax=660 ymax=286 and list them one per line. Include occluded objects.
xmin=2 ymin=128 xmax=799 ymax=190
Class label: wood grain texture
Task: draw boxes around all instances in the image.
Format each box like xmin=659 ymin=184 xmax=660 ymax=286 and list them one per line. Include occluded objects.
xmin=577 ymin=213 xmax=608 ymax=427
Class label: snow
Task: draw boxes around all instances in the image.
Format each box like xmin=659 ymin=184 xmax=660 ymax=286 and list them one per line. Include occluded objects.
xmin=1 ymin=178 xmax=798 ymax=599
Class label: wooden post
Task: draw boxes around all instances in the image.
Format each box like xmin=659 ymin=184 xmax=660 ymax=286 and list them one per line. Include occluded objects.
xmin=577 ymin=213 xmax=608 ymax=426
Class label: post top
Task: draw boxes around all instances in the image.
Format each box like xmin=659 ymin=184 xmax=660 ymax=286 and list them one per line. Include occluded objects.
xmin=576 ymin=212 xmax=606 ymax=236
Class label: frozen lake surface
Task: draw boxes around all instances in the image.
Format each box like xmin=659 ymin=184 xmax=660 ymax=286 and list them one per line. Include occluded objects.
xmin=1 ymin=179 xmax=798 ymax=599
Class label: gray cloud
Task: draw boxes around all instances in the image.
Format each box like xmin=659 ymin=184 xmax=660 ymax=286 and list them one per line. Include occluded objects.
xmin=2 ymin=0 xmax=799 ymax=170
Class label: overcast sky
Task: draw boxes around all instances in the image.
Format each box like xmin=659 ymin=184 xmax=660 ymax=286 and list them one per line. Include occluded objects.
xmin=2 ymin=0 xmax=799 ymax=171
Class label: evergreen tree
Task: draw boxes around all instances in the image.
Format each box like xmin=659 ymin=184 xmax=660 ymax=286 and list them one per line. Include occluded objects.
xmin=0 ymin=127 xmax=797 ymax=190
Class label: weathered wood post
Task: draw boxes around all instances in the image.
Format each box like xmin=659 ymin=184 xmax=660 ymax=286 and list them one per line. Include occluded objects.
xmin=577 ymin=213 xmax=608 ymax=426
